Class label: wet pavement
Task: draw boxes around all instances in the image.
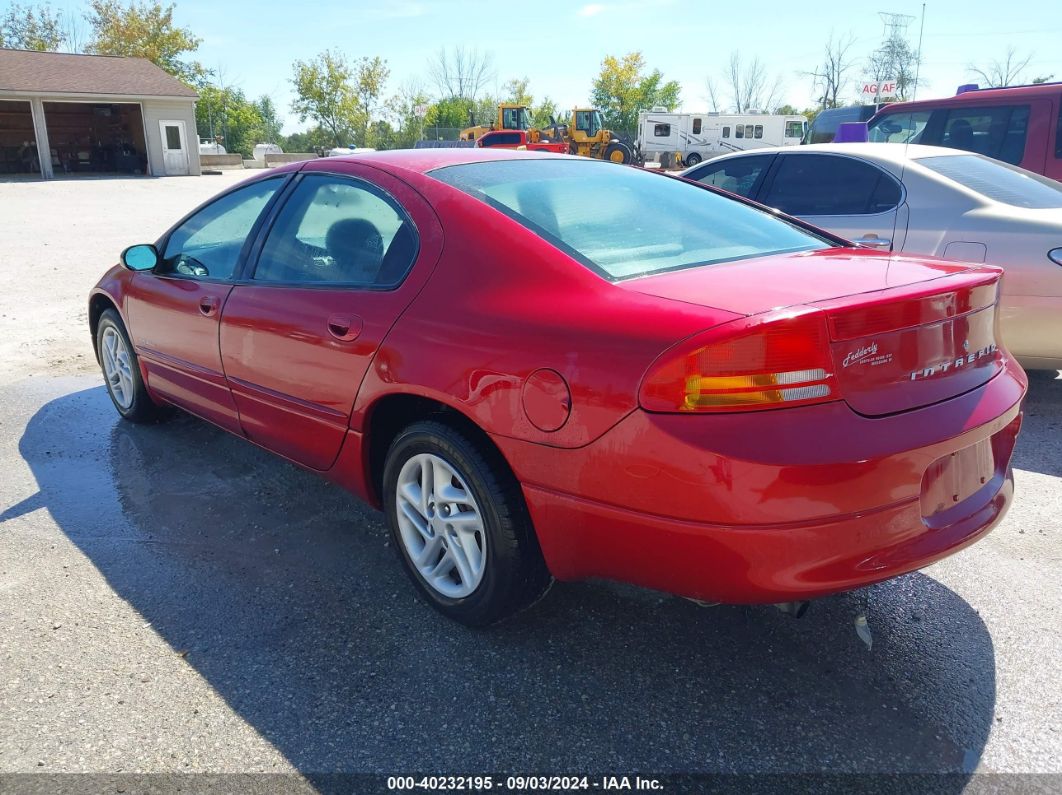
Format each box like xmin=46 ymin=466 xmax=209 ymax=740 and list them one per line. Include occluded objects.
xmin=1 ymin=174 xmax=1060 ymax=791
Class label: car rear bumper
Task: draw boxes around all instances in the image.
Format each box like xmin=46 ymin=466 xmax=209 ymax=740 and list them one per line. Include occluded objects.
xmin=497 ymin=358 xmax=1026 ymax=603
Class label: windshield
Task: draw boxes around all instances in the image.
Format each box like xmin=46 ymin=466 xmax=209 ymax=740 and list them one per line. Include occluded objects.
xmin=430 ymin=159 xmax=832 ymax=281
xmin=917 ymin=154 xmax=1062 ymax=209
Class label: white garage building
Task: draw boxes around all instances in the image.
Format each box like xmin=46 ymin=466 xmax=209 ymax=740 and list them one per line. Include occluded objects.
xmin=0 ymin=48 xmax=201 ymax=179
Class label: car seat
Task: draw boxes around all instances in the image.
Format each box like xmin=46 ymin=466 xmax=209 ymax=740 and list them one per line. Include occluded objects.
xmin=325 ymin=219 xmax=384 ymax=283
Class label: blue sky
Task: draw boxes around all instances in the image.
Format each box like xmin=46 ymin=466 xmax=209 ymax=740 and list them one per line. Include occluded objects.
xmin=63 ymin=0 xmax=1062 ymax=132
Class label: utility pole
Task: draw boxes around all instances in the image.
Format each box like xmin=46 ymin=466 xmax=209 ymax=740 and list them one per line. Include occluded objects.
xmin=875 ymin=11 xmax=916 ymax=105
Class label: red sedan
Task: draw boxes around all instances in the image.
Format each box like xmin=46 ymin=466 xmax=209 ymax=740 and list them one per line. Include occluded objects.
xmin=89 ymin=150 xmax=1026 ymax=626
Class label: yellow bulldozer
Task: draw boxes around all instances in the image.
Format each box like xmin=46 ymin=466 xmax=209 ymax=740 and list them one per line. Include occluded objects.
xmin=459 ymin=103 xmax=533 ymax=142
xmin=541 ymin=108 xmax=634 ymax=164
xmin=459 ymin=103 xmax=635 ymax=164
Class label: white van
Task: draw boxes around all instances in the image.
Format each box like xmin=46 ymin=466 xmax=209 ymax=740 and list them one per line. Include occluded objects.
xmin=637 ymin=111 xmax=807 ymax=166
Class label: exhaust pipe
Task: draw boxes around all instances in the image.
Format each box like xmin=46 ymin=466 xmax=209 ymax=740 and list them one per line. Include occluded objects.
xmin=774 ymin=601 xmax=810 ymax=618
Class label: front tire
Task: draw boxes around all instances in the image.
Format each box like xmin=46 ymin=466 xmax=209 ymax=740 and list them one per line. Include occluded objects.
xmin=96 ymin=309 xmax=169 ymax=423
xmin=604 ymin=141 xmax=633 ymax=164
xmin=383 ymin=420 xmax=551 ymax=626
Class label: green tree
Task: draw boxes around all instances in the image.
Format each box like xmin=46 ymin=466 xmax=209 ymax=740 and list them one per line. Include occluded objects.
xmin=86 ymin=0 xmax=207 ymax=85
xmin=353 ymin=56 xmax=390 ymax=147
xmin=253 ymin=96 xmax=283 ymax=143
xmin=533 ymin=96 xmax=559 ymax=128
xmin=290 ymin=49 xmax=359 ymax=147
xmin=591 ymin=52 xmax=680 ymax=133
xmin=866 ymin=31 xmax=920 ymax=101
xmin=1 ymin=3 xmax=66 ymax=51
xmin=195 ymin=84 xmax=264 ymax=157
xmin=503 ymin=77 xmax=533 ymax=108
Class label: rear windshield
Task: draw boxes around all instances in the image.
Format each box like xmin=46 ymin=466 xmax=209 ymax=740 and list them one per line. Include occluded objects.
xmin=429 ymin=159 xmax=831 ymax=281
xmin=917 ymin=154 xmax=1062 ymax=208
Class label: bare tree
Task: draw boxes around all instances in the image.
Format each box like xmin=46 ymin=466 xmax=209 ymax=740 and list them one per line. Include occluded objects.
xmin=969 ymin=46 xmax=1035 ymax=87
xmin=704 ymin=76 xmax=721 ymax=112
xmin=720 ymin=52 xmax=782 ymax=113
xmin=806 ymin=31 xmax=856 ymax=109
xmin=427 ymin=46 xmax=495 ymax=103
xmin=866 ymin=33 xmax=920 ymax=101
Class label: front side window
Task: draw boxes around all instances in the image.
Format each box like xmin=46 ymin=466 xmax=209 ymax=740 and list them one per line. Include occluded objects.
xmin=918 ymin=154 xmax=1062 ymax=208
xmin=430 ymin=159 xmax=830 ymax=281
xmin=785 ymin=120 xmax=804 ymax=138
xmin=161 ymin=178 xmax=281 ymax=279
xmin=689 ymin=155 xmax=773 ymax=198
xmin=253 ymin=174 xmax=418 ymax=287
xmin=762 ymin=155 xmax=901 ymax=216
xmin=868 ymin=110 xmax=932 ymax=144
xmin=654 ymin=123 xmax=671 ymax=137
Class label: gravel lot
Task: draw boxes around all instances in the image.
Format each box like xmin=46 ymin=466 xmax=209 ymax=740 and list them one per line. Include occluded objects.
xmin=0 ymin=173 xmax=1060 ymax=792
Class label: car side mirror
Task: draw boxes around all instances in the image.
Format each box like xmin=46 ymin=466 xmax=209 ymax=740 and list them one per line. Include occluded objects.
xmin=121 ymin=244 xmax=159 ymax=271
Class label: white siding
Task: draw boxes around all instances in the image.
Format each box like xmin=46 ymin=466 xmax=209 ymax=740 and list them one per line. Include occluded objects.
xmin=140 ymin=99 xmax=201 ymax=176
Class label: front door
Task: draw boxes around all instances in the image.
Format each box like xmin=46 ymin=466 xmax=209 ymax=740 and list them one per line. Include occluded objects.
xmin=159 ymin=120 xmax=189 ymax=175
xmin=219 ymin=166 xmax=441 ymax=471
xmin=126 ymin=177 xmax=284 ymax=431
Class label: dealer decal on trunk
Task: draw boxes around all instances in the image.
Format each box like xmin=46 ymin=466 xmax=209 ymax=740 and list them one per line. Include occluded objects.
xmin=843 ymin=342 xmax=894 ymax=368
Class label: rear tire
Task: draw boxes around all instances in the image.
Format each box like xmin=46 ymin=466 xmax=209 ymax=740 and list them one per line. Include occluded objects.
xmin=383 ymin=420 xmax=551 ymax=626
xmin=604 ymin=141 xmax=633 ymax=164
xmin=684 ymin=152 xmax=702 ymax=167
xmin=96 ymin=309 xmax=170 ymax=424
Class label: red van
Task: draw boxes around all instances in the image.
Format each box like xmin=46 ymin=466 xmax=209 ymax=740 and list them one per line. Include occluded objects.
xmin=867 ymin=82 xmax=1062 ymax=181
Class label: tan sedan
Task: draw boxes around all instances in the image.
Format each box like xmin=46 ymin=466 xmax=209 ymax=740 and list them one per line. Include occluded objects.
xmin=682 ymin=143 xmax=1062 ymax=371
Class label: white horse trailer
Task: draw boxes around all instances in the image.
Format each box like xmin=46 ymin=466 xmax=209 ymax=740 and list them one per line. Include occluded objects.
xmin=637 ymin=111 xmax=807 ymax=166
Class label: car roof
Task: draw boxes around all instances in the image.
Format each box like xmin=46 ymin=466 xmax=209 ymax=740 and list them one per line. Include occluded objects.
xmin=312 ymin=147 xmax=575 ymax=176
xmin=875 ymin=82 xmax=1062 ymax=112
xmin=696 ymin=142 xmax=968 ymax=168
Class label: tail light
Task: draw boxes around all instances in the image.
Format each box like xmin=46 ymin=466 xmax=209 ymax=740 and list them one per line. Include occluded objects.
xmin=639 ymin=309 xmax=838 ymax=413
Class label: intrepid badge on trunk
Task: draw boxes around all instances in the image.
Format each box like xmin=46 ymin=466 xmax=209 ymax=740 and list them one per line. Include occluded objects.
xmin=909 ymin=342 xmax=998 ymax=381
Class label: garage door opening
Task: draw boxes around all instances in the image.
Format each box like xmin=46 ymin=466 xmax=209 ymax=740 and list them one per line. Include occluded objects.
xmin=43 ymin=102 xmax=148 ymax=176
xmin=0 ymin=100 xmax=39 ymax=175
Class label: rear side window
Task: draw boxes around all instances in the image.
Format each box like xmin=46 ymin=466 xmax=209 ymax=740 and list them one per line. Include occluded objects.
xmin=762 ymin=155 xmax=901 ymax=216
xmin=253 ymin=174 xmax=418 ymax=287
xmin=918 ymin=154 xmax=1062 ymax=208
xmin=430 ymin=159 xmax=830 ymax=281
xmin=928 ymin=105 xmax=1030 ymax=164
xmin=688 ymin=154 xmax=773 ymax=198
xmin=482 ymin=132 xmax=522 ymax=146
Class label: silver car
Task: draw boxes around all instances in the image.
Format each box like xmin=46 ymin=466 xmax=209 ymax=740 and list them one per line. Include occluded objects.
xmin=682 ymin=143 xmax=1062 ymax=371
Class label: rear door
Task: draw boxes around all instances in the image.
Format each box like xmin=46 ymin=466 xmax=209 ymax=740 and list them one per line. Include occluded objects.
xmin=219 ymin=164 xmax=442 ymax=470
xmin=126 ymin=176 xmax=285 ymax=432
xmin=759 ymin=153 xmax=906 ymax=250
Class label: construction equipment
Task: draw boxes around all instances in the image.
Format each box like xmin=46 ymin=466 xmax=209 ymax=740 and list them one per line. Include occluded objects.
xmin=459 ymin=103 xmax=532 ymax=142
xmin=541 ymin=108 xmax=634 ymax=164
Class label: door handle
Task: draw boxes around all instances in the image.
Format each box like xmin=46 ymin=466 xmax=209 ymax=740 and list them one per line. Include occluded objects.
xmin=852 ymin=235 xmax=892 ymax=249
xmin=327 ymin=314 xmax=363 ymax=342
xmin=199 ymin=295 xmax=219 ymax=316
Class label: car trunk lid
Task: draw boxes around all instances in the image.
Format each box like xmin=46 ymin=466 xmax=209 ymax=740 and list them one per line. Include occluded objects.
xmin=622 ymin=249 xmax=1005 ymax=416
